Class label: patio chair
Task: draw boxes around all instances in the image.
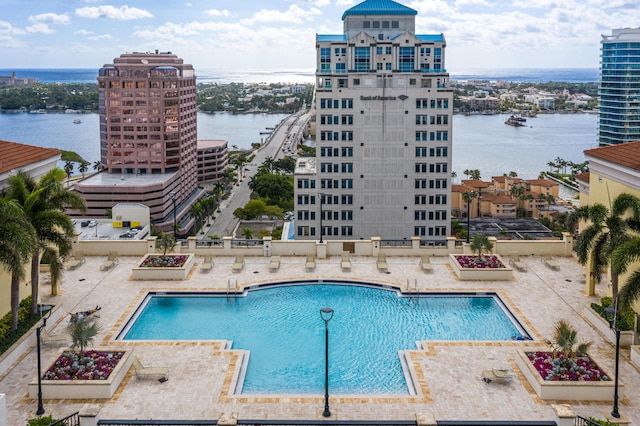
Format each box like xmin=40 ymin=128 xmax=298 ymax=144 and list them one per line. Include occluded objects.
xmin=341 ymin=251 xmax=352 ymax=272
xmin=269 ymin=256 xmax=280 ymax=272
xmin=305 ymin=254 xmax=316 ymax=272
xmin=481 ymin=368 xmax=514 ymax=384
xmin=420 ymin=254 xmax=433 ymax=273
xmin=200 ymin=254 xmax=214 ymax=273
xmin=100 ymin=250 xmax=119 ymax=271
xmin=543 ymin=256 xmax=560 ymax=270
xmin=232 ymin=254 xmax=245 ymax=273
xmin=41 ymin=328 xmax=69 ymax=345
xmin=510 ymin=256 xmax=527 ymax=272
xmin=67 ymin=250 xmax=85 ymax=270
xmin=131 ymin=356 xmax=169 ymax=382
xmin=377 ymin=252 xmax=388 ymax=273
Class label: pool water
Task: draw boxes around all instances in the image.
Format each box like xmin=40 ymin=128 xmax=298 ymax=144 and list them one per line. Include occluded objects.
xmin=122 ymin=284 xmax=528 ymax=394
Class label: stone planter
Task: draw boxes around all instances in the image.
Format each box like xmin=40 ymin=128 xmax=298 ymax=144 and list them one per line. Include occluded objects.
xmin=631 ymin=345 xmax=640 ymax=368
xmin=28 ymin=349 xmax=132 ymax=399
xmin=449 ymin=254 xmax=513 ymax=281
xmin=583 ymin=305 xmax=635 ymax=347
xmin=514 ymin=349 xmax=622 ymax=401
xmin=131 ymin=253 xmax=195 ymax=280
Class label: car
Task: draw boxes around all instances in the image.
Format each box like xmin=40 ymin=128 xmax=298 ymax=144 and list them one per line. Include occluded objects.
xmin=119 ymin=232 xmax=133 ymax=239
xmin=80 ymin=220 xmax=90 ymax=227
xmin=87 ymin=220 xmax=97 ymax=227
xmin=128 ymin=228 xmax=140 ymax=235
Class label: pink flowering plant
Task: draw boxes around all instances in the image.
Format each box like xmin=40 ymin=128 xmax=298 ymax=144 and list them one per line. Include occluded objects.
xmin=140 ymin=254 xmax=188 ymax=268
xmin=527 ymin=319 xmax=609 ymax=382
xmin=454 ymin=255 xmax=506 ymax=269
xmin=42 ymin=350 xmax=125 ymax=381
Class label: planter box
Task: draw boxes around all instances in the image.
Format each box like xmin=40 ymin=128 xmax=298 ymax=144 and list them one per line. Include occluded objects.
xmin=631 ymin=345 xmax=640 ymax=369
xmin=131 ymin=254 xmax=195 ymax=280
xmin=515 ymin=349 xmax=622 ymax=401
xmin=583 ymin=305 xmax=635 ymax=347
xmin=28 ymin=349 xmax=132 ymax=399
xmin=449 ymin=254 xmax=513 ymax=281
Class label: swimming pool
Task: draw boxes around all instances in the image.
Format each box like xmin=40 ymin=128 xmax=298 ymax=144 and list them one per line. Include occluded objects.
xmin=120 ymin=283 xmax=529 ymax=395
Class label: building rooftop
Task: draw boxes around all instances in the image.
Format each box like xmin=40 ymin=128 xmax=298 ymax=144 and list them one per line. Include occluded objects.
xmin=74 ymin=170 xmax=179 ymax=188
xmin=197 ymin=140 xmax=228 ymax=150
xmin=342 ymin=0 xmax=417 ymax=20
xmin=584 ymin=140 xmax=640 ymax=172
xmin=0 ymin=140 xmax=60 ymax=174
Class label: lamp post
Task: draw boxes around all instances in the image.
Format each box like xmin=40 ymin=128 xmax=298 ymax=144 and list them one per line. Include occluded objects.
xmin=464 ymin=191 xmax=477 ymax=243
xmin=605 ymin=301 xmax=621 ymax=419
xmin=320 ymin=306 xmax=334 ymax=417
xmin=169 ymin=191 xmax=177 ymax=237
xmin=319 ymin=193 xmax=326 ymax=244
xmin=36 ymin=305 xmax=52 ymax=415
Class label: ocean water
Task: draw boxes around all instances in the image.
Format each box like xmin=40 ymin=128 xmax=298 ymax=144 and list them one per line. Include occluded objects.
xmin=0 ymin=67 xmax=600 ymax=84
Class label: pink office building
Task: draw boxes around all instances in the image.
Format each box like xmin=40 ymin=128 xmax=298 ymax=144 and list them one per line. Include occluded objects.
xmin=75 ymin=51 xmax=203 ymax=234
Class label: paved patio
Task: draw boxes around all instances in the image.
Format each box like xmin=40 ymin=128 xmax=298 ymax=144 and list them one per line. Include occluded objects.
xmin=2 ymin=253 xmax=639 ymax=424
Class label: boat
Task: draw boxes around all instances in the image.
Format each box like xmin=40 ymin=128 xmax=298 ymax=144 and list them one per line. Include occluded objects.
xmin=73 ymin=119 xmax=82 ymax=124
xmin=505 ymin=117 xmax=526 ymax=127
xmin=509 ymin=114 xmax=527 ymax=122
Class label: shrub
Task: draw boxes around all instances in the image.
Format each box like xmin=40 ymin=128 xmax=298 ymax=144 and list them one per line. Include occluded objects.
xmin=590 ymin=297 xmax=634 ymax=331
xmin=27 ymin=415 xmax=57 ymax=426
xmin=0 ymin=297 xmax=41 ymax=355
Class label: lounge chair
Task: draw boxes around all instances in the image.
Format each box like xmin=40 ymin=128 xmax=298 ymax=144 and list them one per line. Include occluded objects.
xmin=69 ymin=306 xmax=101 ymax=323
xmin=200 ymin=254 xmax=213 ymax=273
xmin=481 ymin=368 xmax=514 ymax=384
xmin=100 ymin=250 xmax=118 ymax=271
xmin=67 ymin=250 xmax=85 ymax=270
xmin=510 ymin=256 xmax=527 ymax=272
xmin=341 ymin=251 xmax=351 ymax=272
xmin=377 ymin=252 xmax=388 ymax=273
xmin=420 ymin=254 xmax=433 ymax=272
xmin=131 ymin=356 xmax=169 ymax=381
xmin=305 ymin=254 xmax=316 ymax=272
xmin=232 ymin=254 xmax=244 ymax=273
xmin=269 ymin=256 xmax=280 ymax=272
xmin=543 ymin=256 xmax=560 ymax=270
xmin=41 ymin=328 xmax=69 ymax=345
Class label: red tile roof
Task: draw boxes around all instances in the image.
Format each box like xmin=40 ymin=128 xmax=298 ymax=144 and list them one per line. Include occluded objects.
xmin=575 ymin=172 xmax=590 ymax=183
xmin=584 ymin=141 xmax=640 ymax=171
xmin=0 ymin=140 xmax=60 ymax=175
xmin=461 ymin=179 xmax=492 ymax=188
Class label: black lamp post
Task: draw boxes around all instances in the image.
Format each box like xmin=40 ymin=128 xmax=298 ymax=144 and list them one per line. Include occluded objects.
xmin=464 ymin=191 xmax=477 ymax=243
xmin=36 ymin=305 xmax=52 ymax=415
xmin=169 ymin=191 xmax=177 ymax=237
xmin=605 ymin=301 xmax=621 ymax=419
xmin=319 ymin=193 xmax=326 ymax=244
xmin=320 ymin=306 xmax=334 ymax=417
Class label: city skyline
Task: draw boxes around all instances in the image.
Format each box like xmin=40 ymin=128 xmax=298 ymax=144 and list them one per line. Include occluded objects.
xmin=1 ymin=0 xmax=638 ymax=71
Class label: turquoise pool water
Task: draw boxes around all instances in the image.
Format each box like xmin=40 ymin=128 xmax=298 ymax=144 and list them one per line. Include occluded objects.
xmin=121 ymin=283 xmax=528 ymax=394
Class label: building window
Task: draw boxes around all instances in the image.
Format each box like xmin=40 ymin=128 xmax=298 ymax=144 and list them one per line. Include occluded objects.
xmin=415 ymin=147 xmax=428 ymax=157
xmin=415 ymin=210 xmax=426 ymax=220
xmin=399 ymin=47 xmax=415 ymax=72
xmin=416 ymin=98 xmax=429 ymax=109
xmin=415 ymin=132 xmax=428 ymax=141
xmin=342 ymin=98 xmax=354 ymax=108
xmin=415 ymin=179 xmax=427 ymax=189
xmin=354 ymin=47 xmax=371 ymax=72
xmin=416 ymin=115 xmax=428 ymax=125
xmin=336 ymin=63 xmax=346 ymax=73
xmin=415 ymin=163 xmax=428 ymax=173
xmin=414 ymin=226 xmax=426 ymax=236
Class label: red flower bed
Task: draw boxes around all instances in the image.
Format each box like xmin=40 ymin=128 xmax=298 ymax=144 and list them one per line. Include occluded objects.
xmin=43 ymin=350 xmax=125 ymax=381
xmin=454 ymin=255 xmax=506 ymax=269
xmin=140 ymin=254 xmax=188 ymax=268
xmin=526 ymin=351 xmax=610 ymax=382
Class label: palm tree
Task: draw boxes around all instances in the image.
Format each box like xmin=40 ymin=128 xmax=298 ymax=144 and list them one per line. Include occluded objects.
xmin=6 ymin=168 xmax=86 ymax=314
xmin=450 ymin=171 xmax=457 ymax=184
xmin=156 ymin=233 xmax=177 ymax=258
xmin=242 ymin=227 xmax=253 ymax=240
xmin=570 ymin=193 xmax=640 ymax=298
xmin=78 ymin=161 xmax=89 ymax=178
xmin=92 ymin=161 xmax=102 ymax=171
xmin=63 ymin=161 xmax=74 ymax=180
xmin=611 ymin=236 xmax=640 ymax=308
xmin=470 ymin=234 xmax=492 ymax=261
xmin=0 ymin=198 xmax=37 ymax=331
xmin=546 ymin=319 xmax=591 ymax=362
xmin=68 ymin=317 xmax=101 ymax=358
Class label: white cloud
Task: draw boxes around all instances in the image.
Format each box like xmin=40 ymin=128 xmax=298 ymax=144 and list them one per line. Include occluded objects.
xmin=74 ymin=29 xmax=94 ymax=35
xmin=88 ymin=34 xmax=114 ymax=40
xmin=335 ymin=0 xmax=355 ymax=5
xmin=0 ymin=20 xmax=26 ymax=35
xmin=26 ymin=23 xmax=55 ymax=34
xmin=241 ymin=5 xmax=322 ymax=25
xmin=75 ymin=5 xmax=154 ymax=20
xmin=184 ymin=2 xmax=192 ymax=7
xmin=204 ymin=9 xmax=232 ymax=17
xmin=28 ymin=13 xmax=71 ymax=25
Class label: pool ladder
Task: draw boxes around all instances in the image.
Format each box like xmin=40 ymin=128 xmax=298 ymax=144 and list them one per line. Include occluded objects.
xmin=227 ymin=278 xmax=238 ymax=299
xmin=407 ymin=279 xmax=418 ymax=299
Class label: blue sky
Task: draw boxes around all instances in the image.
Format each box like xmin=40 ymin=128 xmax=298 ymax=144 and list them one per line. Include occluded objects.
xmin=1 ymin=0 xmax=639 ymax=71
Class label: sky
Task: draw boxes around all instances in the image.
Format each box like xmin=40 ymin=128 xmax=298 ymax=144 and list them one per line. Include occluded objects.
xmin=1 ymin=0 xmax=639 ymax=72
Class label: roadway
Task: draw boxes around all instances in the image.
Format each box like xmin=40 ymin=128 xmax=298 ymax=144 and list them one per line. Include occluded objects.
xmin=204 ymin=111 xmax=309 ymax=239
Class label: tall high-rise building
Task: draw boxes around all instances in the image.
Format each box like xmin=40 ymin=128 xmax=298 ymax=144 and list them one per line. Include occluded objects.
xmin=599 ymin=28 xmax=640 ymax=147
xmin=294 ymin=0 xmax=453 ymax=243
xmin=74 ymin=51 xmax=203 ymax=234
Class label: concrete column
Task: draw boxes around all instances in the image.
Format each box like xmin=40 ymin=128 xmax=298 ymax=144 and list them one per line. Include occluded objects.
xmin=0 ymin=394 xmax=6 ymax=426
xmin=317 ymin=241 xmax=327 ymax=259
xmin=187 ymin=236 xmax=197 ymax=252
xmin=79 ymin=403 xmax=102 ymax=426
xmin=551 ymin=404 xmax=575 ymax=426
xmin=371 ymin=237 xmax=381 ymax=257
xmin=446 ymin=236 xmax=456 ymax=252
xmin=415 ymin=412 xmax=437 ymax=426
xmin=411 ymin=236 xmax=421 ymax=251
xmin=218 ymin=412 xmax=238 ymax=426
xmin=147 ymin=236 xmax=157 ymax=254
xmin=223 ymin=236 xmax=233 ymax=251
xmin=263 ymin=237 xmax=272 ymax=257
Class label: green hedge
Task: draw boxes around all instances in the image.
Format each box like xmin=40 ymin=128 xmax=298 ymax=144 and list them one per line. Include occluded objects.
xmin=590 ymin=296 xmax=635 ymax=331
xmin=0 ymin=296 xmax=43 ymax=355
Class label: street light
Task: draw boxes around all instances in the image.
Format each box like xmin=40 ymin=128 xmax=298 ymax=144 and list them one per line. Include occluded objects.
xmin=36 ymin=305 xmax=52 ymax=415
xmin=464 ymin=191 xmax=478 ymax=243
xmin=605 ymin=299 xmax=621 ymax=419
xmin=320 ymin=306 xmax=334 ymax=417
xmin=319 ymin=193 xmax=326 ymax=244
xmin=169 ymin=191 xmax=177 ymax=237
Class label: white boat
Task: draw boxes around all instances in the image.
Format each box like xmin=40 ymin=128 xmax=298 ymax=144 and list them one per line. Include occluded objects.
xmin=73 ymin=119 xmax=82 ymax=124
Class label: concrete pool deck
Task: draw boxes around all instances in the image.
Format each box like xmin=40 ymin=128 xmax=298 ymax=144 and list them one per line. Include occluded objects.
xmin=2 ymin=254 xmax=639 ymax=424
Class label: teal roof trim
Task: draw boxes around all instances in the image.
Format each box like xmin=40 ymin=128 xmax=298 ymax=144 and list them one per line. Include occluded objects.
xmin=417 ymin=34 xmax=444 ymax=42
xmin=317 ymin=35 xmax=347 ymax=42
xmin=342 ymin=0 xmax=417 ymax=20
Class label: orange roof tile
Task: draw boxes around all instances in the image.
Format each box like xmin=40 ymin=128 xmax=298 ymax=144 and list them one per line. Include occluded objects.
xmin=451 ymin=184 xmax=476 ymax=192
xmin=525 ymin=179 xmax=557 ymax=186
xmin=461 ymin=179 xmax=492 ymax=188
xmin=575 ymin=172 xmax=590 ymax=183
xmin=0 ymin=140 xmax=61 ymax=175
xmin=481 ymin=195 xmax=516 ymax=204
xmin=584 ymin=141 xmax=640 ymax=171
